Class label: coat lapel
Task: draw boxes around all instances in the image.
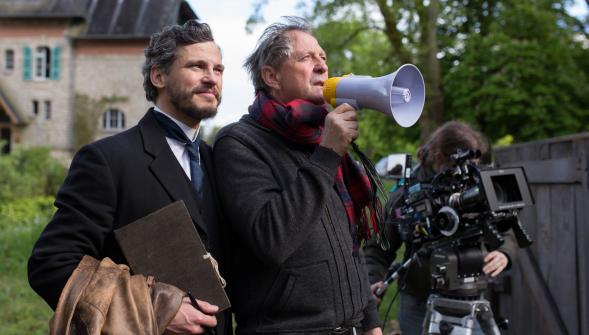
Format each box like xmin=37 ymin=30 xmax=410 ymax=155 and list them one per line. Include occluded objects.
xmin=138 ymin=109 xmax=207 ymax=234
xmin=199 ymin=141 xmax=217 ymax=223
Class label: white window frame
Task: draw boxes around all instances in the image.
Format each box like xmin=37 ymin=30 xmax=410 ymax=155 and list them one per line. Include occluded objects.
xmin=34 ymin=46 xmax=51 ymax=80
xmin=102 ymin=108 xmax=126 ymax=130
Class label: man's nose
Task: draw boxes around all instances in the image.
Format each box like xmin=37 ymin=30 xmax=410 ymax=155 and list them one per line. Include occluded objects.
xmin=202 ymin=68 xmax=220 ymax=85
xmin=314 ymin=58 xmax=327 ymax=74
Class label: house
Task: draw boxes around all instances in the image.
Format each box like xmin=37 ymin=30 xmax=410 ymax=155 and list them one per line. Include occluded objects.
xmin=0 ymin=0 xmax=198 ymax=160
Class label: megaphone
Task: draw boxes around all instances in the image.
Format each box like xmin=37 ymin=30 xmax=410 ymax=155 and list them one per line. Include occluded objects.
xmin=323 ymin=64 xmax=425 ymax=127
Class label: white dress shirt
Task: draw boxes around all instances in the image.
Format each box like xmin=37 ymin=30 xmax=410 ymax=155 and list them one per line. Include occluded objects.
xmin=153 ymin=106 xmax=200 ymax=180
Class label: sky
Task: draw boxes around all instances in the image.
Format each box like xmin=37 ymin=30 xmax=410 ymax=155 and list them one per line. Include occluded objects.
xmin=187 ymin=0 xmax=588 ymax=133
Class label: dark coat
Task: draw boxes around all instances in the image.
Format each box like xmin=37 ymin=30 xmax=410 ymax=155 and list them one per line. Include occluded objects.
xmin=213 ymin=116 xmax=379 ymax=334
xmin=28 ymin=109 xmax=231 ymax=334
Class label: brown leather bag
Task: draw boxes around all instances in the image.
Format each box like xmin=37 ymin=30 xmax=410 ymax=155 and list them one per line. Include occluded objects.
xmin=50 ymin=255 xmax=183 ymax=335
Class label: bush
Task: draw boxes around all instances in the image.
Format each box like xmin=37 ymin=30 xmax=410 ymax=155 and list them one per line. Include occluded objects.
xmin=0 ymin=196 xmax=56 ymax=230
xmin=0 ymin=147 xmax=66 ymax=203
xmin=0 ymin=147 xmax=64 ymax=333
xmin=0 ymin=196 xmax=55 ymax=334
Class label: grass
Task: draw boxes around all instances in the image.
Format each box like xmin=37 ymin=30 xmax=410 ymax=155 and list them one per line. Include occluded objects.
xmin=0 ymin=198 xmax=54 ymax=335
xmin=372 ymin=245 xmax=405 ymax=334
xmin=377 ymin=178 xmax=403 ymax=333
xmin=378 ymin=278 xmax=401 ymax=333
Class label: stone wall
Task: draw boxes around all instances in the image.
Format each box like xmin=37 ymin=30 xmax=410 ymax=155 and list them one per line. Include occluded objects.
xmin=0 ymin=19 xmax=74 ymax=154
xmin=73 ymin=41 xmax=151 ymax=143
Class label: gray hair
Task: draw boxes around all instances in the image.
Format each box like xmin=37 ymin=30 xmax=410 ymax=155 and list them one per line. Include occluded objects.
xmin=244 ymin=16 xmax=312 ymax=94
xmin=142 ymin=20 xmax=216 ymax=102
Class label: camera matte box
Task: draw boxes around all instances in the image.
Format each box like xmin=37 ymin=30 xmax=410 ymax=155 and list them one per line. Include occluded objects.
xmin=479 ymin=167 xmax=534 ymax=211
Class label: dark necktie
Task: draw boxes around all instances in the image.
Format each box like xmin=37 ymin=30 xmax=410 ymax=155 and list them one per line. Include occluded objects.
xmin=153 ymin=110 xmax=204 ymax=195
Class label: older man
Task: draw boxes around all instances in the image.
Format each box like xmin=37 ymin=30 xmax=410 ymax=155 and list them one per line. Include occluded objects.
xmin=213 ymin=17 xmax=382 ymax=335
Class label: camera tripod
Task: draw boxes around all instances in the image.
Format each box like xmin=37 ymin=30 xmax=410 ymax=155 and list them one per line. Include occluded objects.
xmin=377 ymin=242 xmax=506 ymax=335
xmin=422 ymin=294 xmax=501 ymax=335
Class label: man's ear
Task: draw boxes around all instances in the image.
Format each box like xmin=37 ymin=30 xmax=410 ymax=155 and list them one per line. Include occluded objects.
xmin=150 ymin=67 xmax=166 ymax=89
xmin=261 ymin=65 xmax=281 ymax=91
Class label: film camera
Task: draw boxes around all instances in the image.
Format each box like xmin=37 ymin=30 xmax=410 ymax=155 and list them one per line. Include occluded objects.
xmin=380 ymin=150 xmax=534 ymax=334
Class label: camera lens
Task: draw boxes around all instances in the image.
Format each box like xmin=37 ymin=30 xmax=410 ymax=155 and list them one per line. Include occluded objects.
xmin=435 ymin=206 xmax=460 ymax=236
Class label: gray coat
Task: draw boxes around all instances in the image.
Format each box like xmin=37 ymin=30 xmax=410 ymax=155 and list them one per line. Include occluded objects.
xmin=213 ymin=115 xmax=380 ymax=334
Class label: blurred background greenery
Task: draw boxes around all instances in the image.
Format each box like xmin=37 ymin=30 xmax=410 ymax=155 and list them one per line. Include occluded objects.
xmin=0 ymin=148 xmax=64 ymax=334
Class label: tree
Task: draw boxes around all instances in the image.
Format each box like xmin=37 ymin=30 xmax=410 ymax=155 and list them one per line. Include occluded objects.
xmin=444 ymin=0 xmax=589 ymax=142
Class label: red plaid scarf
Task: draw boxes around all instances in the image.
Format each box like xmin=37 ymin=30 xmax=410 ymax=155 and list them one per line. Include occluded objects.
xmin=249 ymin=92 xmax=378 ymax=245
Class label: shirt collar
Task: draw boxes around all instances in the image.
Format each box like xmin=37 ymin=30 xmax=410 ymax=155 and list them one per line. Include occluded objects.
xmin=153 ymin=106 xmax=200 ymax=142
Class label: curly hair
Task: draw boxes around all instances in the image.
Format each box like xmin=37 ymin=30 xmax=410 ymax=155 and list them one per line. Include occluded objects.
xmin=418 ymin=121 xmax=489 ymax=172
xmin=142 ymin=20 xmax=216 ymax=102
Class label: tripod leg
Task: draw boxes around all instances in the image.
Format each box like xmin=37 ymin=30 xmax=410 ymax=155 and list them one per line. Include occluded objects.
xmin=475 ymin=303 xmax=500 ymax=335
xmin=422 ymin=295 xmax=456 ymax=335
xmin=422 ymin=296 xmax=434 ymax=335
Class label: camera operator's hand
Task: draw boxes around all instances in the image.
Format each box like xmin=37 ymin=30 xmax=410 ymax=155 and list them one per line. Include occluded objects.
xmin=166 ymin=297 xmax=218 ymax=334
xmin=320 ymin=103 xmax=358 ymax=156
xmin=483 ymin=251 xmax=509 ymax=277
xmin=369 ymin=281 xmax=385 ymax=305
xmin=364 ymin=327 xmax=383 ymax=335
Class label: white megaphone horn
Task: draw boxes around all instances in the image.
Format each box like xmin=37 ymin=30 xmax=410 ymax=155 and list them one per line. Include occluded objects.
xmin=323 ymin=64 xmax=425 ymax=127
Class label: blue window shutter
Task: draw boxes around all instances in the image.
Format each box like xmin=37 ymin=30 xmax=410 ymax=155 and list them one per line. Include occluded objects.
xmin=23 ymin=46 xmax=32 ymax=80
xmin=51 ymin=46 xmax=61 ymax=80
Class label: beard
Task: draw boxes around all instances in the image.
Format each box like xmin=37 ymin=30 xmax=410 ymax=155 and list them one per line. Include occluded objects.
xmin=168 ymin=82 xmax=221 ymax=121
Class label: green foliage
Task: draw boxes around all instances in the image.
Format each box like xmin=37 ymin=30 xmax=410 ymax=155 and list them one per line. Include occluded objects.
xmin=0 ymin=147 xmax=66 ymax=203
xmin=378 ymin=275 xmax=401 ymax=332
xmin=495 ymin=134 xmax=515 ymax=148
xmin=355 ymin=110 xmax=419 ymax=161
xmin=0 ymin=197 xmax=55 ymax=334
xmin=444 ymin=1 xmax=589 ymax=142
xmin=0 ymin=196 xmax=55 ymax=230
xmin=0 ymin=149 xmax=62 ymax=332
xmin=314 ymin=20 xmax=395 ymax=77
